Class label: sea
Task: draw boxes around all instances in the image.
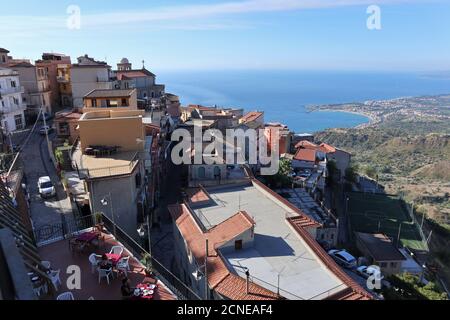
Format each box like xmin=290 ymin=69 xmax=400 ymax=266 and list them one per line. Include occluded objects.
xmin=158 ymin=70 xmax=450 ymax=133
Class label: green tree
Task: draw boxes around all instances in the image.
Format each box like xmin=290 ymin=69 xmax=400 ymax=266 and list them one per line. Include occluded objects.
xmin=364 ymin=166 xmax=378 ymax=179
xmin=345 ymin=165 xmax=359 ymax=184
xmin=265 ymin=158 xmax=293 ymax=188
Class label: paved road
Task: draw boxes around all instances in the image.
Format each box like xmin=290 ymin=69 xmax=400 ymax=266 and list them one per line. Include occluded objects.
xmin=12 ymin=126 xmax=73 ymax=232
xmin=150 ymin=142 xmax=183 ymax=276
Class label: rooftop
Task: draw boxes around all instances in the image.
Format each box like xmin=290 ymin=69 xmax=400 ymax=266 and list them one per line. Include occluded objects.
xmin=77 ymin=151 xmax=140 ymax=179
xmin=355 ymin=232 xmax=406 ymax=262
xmin=169 ymin=204 xmax=279 ymax=300
xmin=293 ymin=148 xmax=317 ymax=162
xmin=276 ymin=188 xmax=336 ymax=226
xmin=240 ymin=111 xmax=264 ymax=124
xmin=116 ymin=68 xmax=156 ymax=79
xmin=84 ymin=89 xmax=136 ymax=99
xmin=188 ymin=181 xmax=351 ymax=300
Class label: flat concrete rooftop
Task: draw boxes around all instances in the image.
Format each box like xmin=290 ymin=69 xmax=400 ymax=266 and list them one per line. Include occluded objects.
xmin=193 ymin=183 xmax=346 ymax=300
xmin=78 ymin=151 xmax=139 ymax=179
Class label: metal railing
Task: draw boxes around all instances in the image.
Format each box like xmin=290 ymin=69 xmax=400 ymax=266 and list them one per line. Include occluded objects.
xmin=34 ymin=214 xmax=94 ymax=246
xmin=101 ymin=214 xmax=201 ymax=300
xmin=76 ymin=152 xmax=140 ymax=180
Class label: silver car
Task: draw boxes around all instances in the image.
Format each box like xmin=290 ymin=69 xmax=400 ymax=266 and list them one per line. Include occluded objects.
xmin=328 ymin=249 xmax=357 ymax=269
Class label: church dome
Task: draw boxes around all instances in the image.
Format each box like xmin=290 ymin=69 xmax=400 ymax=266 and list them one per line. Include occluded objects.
xmin=120 ymin=58 xmax=129 ymax=64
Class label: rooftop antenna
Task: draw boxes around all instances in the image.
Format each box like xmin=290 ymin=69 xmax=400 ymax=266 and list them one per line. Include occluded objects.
xmin=142 ymin=60 xmax=145 ymax=69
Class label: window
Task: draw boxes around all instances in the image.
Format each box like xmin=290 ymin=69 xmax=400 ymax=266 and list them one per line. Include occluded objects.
xmin=106 ymin=100 xmax=118 ymax=108
xmin=198 ymin=167 xmax=206 ymax=179
xmin=214 ymin=166 xmax=221 ymax=179
xmin=14 ymin=115 xmax=23 ymax=130
xmin=92 ymin=99 xmax=97 ymax=107
xmin=11 ymin=80 xmax=16 ymax=88
xmin=135 ymin=173 xmax=142 ymax=188
xmin=235 ymin=240 xmax=243 ymax=250
xmin=390 ymin=262 xmax=397 ymax=268
xmin=121 ymin=98 xmax=127 ymax=106
xmin=380 ymin=262 xmax=387 ymax=268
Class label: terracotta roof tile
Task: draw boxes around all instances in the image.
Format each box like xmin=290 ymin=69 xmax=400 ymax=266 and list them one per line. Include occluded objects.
xmin=186 ymin=188 xmax=210 ymax=204
xmin=240 ymin=111 xmax=263 ymax=124
xmin=168 ymin=204 xmax=279 ymax=300
xmin=293 ymin=148 xmax=317 ymax=162
xmin=295 ymin=140 xmax=319 ymax=149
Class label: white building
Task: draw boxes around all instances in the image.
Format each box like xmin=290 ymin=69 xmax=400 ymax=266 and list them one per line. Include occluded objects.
xmin=71 ymin=55 xmax=113 ymax=108
xmin=0 ymin=67 xmax=26 ymax=132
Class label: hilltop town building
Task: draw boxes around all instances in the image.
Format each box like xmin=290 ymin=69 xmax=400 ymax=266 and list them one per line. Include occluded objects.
xmin=0 ymin=67 xmax=26 ymax=133
xmin=169 ymin=170 xmax=372 ymax=301
xmin=113 ymin=58 xmax=165 ymax=109
xmin=71 ymin=55 xmax=113 ymax=108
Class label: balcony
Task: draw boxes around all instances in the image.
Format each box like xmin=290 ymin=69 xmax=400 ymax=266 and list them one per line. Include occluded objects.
xmin=0 ymin=86 xmax=25 ymax=96
xmin=57 ymin=75 xmax=70 ymax=83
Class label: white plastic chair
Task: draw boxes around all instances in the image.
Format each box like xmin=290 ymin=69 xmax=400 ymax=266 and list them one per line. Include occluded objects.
xmin=57 ymin=292 xmax=75 ymax=300
xmin=116 ymin=256 xmax=131 ymax=276
xmin=98 ymin=267 xmax=113 ymax=285
xmin=109 ymin=246 xmax=124 ymax=256
xmin=89 ymin=254 xmax=100 ymax=274
xmin=50 ymin=270 xmax=61 ymax=291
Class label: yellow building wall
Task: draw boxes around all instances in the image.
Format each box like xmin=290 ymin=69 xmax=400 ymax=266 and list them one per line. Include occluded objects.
xmin=79 ymin=114 xmax=145 ymax=153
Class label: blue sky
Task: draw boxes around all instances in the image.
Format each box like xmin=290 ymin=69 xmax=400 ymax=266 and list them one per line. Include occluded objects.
xmin=1 ymin=0 xmax=449 ymax=72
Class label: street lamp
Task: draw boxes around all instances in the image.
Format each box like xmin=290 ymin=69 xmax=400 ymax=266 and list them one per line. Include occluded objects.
xmin=101 ymin=193 xmax=116 ymax=238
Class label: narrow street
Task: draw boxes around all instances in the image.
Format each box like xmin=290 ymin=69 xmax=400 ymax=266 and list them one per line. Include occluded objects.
xmin=12 ymin=125 xmax=73 ymax=233
xmin=150 ymin=143 xmax=183 ymax=276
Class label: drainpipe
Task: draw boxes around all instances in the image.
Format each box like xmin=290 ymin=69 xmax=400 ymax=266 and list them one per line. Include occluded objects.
xmin=205 ymin=239 xmax=209 ymax=300
xmin=246 ymin=269 xmax=250 ymax=295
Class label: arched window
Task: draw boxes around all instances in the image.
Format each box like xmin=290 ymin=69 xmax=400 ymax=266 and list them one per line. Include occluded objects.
xmin=198 ymin=167 xmax=206 ymax=179
xmin=214 ymin=166 xmax=221 ymax=179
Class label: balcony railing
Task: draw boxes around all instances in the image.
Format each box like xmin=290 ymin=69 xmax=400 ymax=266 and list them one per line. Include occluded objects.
xmin=101 ymin=214 xmax=201 ymax=300
xmin=74 ymin=152 xmax=140 ymax=180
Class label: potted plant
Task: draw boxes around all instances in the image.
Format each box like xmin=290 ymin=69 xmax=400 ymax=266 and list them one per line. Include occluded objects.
xmin=94 ymin=212 xmax=104 ymax=232
xmin=141 ymin=253 xmax=153 ymax=276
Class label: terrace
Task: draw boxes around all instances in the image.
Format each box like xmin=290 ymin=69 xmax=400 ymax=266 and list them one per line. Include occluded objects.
xmin=34 ymin=214 xmax=200 ymax=301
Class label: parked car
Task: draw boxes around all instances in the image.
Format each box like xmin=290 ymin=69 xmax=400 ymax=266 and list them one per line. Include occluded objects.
xmin=356 ymin=266 xmax=384 ymax=280
xmin=39 ymin=126 xmax=54 ymax=135
xmin=328 ymin=249 xmax=357 ymax=269
xmin=38 ymin=176 xmax=56 ymax=198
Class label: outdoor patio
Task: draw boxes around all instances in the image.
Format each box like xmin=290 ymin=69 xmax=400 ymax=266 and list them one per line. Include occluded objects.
xmin=37 ymin=230 xmax=177 ymax=301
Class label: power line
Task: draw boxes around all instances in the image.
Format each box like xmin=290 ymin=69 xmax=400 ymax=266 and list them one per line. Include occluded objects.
xmin=6 ymin=109 xmax=43 ymax=177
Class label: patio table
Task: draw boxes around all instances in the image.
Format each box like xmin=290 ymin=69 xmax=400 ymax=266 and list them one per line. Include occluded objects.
xmin=76 ymin=231 xmax=98 ymax=243
xmin=106 ymin=253 xmax=122 ymax=265
xmin=131 ymin=283 xmax=155 ymax=300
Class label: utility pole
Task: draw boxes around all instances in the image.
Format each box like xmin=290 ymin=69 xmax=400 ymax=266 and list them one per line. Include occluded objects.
xmin=42 ymin=108 xmax=52 ymax=160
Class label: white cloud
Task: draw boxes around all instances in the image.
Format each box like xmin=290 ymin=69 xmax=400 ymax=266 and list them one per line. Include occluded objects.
xmin=0 ymin=0 xmax=427 ymax=34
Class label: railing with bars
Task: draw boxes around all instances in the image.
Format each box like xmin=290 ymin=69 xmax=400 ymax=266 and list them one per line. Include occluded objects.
xmin=34 ymin=214 xmax=95 ymax=246
xmin=100 ymin=213 xmax=201 ymax=300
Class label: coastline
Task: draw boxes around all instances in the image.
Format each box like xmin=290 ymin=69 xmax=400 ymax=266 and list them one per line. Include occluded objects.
xmin=312 ymin=109 xmax=377 ymax=130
